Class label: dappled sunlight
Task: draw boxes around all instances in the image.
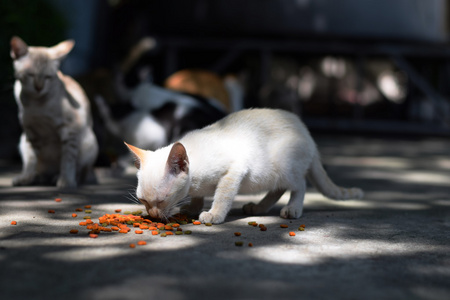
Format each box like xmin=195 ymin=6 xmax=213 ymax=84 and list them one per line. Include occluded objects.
xmin=42 ymin=236 xmax=203 ymax=262
xmin=1 ymin=134 xmax=449 ymax=299
xmin=246 ymin=236 xmax=449 ymax=266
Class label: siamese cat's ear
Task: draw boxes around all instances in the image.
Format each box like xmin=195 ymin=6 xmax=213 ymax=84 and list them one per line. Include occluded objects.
xmin=124 ymin=142 xmax=146 ymax=169
xmin=10 ymin=36 xmax=28 ymax=60
xmin=48 ymin=40 xmax=75 ymax=60
xmin=167 ymin=142 xmax=189 ymax=175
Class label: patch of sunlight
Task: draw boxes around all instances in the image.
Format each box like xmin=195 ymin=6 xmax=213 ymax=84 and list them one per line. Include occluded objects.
xmin=247 ymin=246 xmax=322 ymax=265
xmin=0 ymin=177 xmax=13 ymax=187
xmin=401 ymin=172 xmax=450 ymax=185
xmin=431 ymin=199 xmax=450 ymax=207
xmin=12 ymin=235 xmax=202 ymax=262
xmin=305 ymin=192 xmax=431 ymax=210
xmin=247 ymin=235 xmax=449 ymax=266
xmin=43 ymin=247 xmax=130 ymax=261
xmin=325 ymin=156 xmax=410 ymax=169
xmin=436 ymin=157 xmax=450 ymax=169
xmin=358 ymin=169 xmax=450 ymax=185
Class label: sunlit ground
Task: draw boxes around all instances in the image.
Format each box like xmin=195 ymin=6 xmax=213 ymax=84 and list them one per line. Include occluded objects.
xmin=0 ymin=135 xmax=449 ymax=300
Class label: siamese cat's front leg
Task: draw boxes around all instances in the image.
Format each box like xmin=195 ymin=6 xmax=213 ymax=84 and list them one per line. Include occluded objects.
xmin=13 ymin=133 xmax=38 ymax=186
xmin=199 ymin=169 xmax=244 ymax=224
xmin=57 ymin=128 xmax=78 ymax=189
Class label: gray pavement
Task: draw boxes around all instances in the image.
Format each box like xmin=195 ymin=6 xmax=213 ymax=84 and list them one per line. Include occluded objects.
xmin=0 ymin=134 xmax=449 ymax=300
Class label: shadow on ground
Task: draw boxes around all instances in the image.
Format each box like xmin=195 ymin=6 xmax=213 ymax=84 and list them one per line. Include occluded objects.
xmin=1 ymin=135 xmax=449 ymax=300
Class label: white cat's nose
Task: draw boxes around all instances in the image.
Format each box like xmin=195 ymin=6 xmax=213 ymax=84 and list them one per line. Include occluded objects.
xmin=148 ymin=207 xmax=161 ymax=218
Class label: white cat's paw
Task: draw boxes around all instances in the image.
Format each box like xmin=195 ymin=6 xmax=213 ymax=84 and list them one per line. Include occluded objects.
xmin=12 ymin=173 xmax=36 ymax=186
xmin=199 ymin=211 xmax=225 ymax=224
xmin=57 ymin=177 xmax=77 ymax=190
xmin=280 ymin=206 xmax=302 ymax=219
xmin=243 ymin=203 xmax=261 ymax=215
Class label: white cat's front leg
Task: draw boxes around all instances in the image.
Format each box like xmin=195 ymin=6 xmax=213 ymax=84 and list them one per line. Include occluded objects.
xmin=13 ymin=134 xmax=38 ymax=186
xmin=57 ymin=129 xmax=78 ymax=189
xmin=199 ymin=170 xmax=243 ymax=224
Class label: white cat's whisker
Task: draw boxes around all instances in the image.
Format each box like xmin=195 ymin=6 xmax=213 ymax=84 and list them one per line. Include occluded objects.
xmin=124 ymin=191 xmax=141 ymax=205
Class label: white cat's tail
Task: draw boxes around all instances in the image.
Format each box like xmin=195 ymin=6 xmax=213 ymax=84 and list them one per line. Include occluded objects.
xmin=94 ymin=95 xmax=121 ymax=137
xmin=307 ymin=153 xmax=364 ymax=200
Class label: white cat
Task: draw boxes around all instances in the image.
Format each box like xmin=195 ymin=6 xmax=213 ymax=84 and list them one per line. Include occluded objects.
xmin=11 ymin=36 xmax=98 ymax=189
xmin=126 ymin=108 xmax=363 ymax=223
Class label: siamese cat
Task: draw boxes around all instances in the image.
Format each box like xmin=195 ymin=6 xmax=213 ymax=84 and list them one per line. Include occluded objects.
xmin=126 ymin=108 xmax=363 ymax=224
xmin=10 ymin=36 xmax=98 ymax=188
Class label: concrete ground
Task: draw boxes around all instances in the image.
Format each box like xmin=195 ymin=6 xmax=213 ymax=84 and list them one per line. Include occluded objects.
xmin=0 ymin=134 xmax=449 ymax=300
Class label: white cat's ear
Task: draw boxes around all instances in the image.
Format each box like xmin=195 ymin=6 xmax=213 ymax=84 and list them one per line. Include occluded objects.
xmin=48 ymin=40 xmax=75 ymax=60
xmin=124 ymin=142 xmax=146 ymax=169
xmin=167 ymin=142 xmax=189 ymax=175
xmin=10 ymin=36 xmax=28 ymax=59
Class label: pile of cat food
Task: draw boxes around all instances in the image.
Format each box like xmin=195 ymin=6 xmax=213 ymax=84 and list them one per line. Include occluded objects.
xmin=10 ymin=197 xmax=307 ymax=248
xmin=71 ymin=204 xmax=194 ymax=248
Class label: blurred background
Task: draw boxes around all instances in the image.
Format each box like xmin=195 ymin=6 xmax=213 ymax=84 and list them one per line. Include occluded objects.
xmin=1 ymin=0 xmax=450 ymax=165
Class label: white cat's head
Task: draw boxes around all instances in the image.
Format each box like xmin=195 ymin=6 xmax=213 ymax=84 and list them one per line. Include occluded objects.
xmin=10 ymin=36 xmax=74 ymax=97
xmin=125 ymin=142 xmax=191 ymax=219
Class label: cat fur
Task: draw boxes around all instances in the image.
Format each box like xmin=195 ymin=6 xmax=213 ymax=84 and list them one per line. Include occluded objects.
xmin=126 ymin=108 xmax=363 ymax=224
xmin=11 ymin=36 xmax=98 ymax=188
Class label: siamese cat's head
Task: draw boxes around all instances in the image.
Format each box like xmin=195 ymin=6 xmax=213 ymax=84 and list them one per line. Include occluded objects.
xmin=10 ymin=36 xmax=74 ymax=96
xmin=125 ymin=142 xmax=190 ymax=219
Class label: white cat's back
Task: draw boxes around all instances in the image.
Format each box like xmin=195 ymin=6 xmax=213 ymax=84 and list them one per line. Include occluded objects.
xmin=181 ymin=109 xmax=317 ymax=194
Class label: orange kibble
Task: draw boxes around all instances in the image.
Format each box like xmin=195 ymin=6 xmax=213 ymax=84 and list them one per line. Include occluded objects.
xmin=89 ymin=233 xmax=98 ymax=238
xmin=86 ymin=219 xmax=94 ymax=224
xmin=55 ymin=198 xmax=62 ymax=202
xmin=103 ymin=228 xmax=112 ymax=232
xmin=148 ymin=226 xmax=157 ymax=230
xmin=193 ymin=221 xmax=201 ymax=225
xmin=10 ymin=221 xmax=17 ymax=225
xmin=111 ymin=226 xmax=120 ymax=231
xmin=300 ymin=224 xmax=306 ymax=228
xmin=151 ymin=230 xmax=159 ymax=235
xmin=72 ymin=213 xmax=77 ymax=218
xmin=119 ymin=229 xmax=128 ymax=234
xmin=70 ymin=229 xmax=78 ymax=234
xmin=84 ymin=205 xmax=91 ymax=209
xmin=280 ymin=224 xmax=289 ymax=228
xmin=164 ymin=225 xmax=173 ymax=231
xmin=165 ymin=231 xmax=174 ymax=235
xmin=289 ymin=231 xmax=296 ymax=236
xmin=75 ymin=208 xmax=83 ymax=212
xmin=137 ymin=241 xmax=147 ymax=246
xmin=139 ymin=224 xmax=149 ymax=230
xmin=133 ymin=223 xmax=140 ymax=227
xmin=114 ymin=209 xmax=122 ymax=213
xmin=48 ymin=209 xmax=55 ymax=214
xmin=135 ymin=230 xmax=143 ymax=234
xmin=129 ymin=243 xmax=136 ymax=248
xmin=79 ymin=221 xmax=87 ymax=226
xmin=234 ymin=232 xmax=241 ymax=236
xmin=172 ymin=223 xmax=180 ymax=228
